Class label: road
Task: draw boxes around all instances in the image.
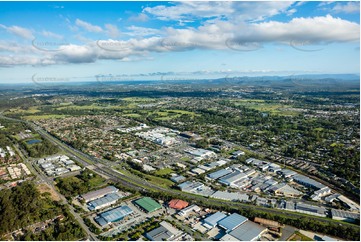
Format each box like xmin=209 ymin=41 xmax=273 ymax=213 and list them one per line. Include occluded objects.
xmin=1 ymin=114 xmax=359 ymax=237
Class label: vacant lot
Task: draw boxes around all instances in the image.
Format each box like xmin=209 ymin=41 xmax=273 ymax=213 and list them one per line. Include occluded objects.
xmin=37 ymin=183 xmax=61 ymax=201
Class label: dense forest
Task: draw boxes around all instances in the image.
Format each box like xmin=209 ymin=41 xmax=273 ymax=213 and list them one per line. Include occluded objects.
xmin=0 ymin=182 xmax=85 ymax=240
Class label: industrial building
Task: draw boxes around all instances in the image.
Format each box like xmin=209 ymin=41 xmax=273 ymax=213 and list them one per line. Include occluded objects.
xmin=178 ymin=181 xmax=204 ymax=192
xmin=94 ymin=205 xmax=133 ymax=227
xmin=203 ymin=211 xmax=227 ymax=229
xmin=178 ymin=204 xmax=201 ymax=216
xmin=218 ymin=213 xmax=248 ymax=232
xmin=145 ymin=221 xmax=182 ymax=241
xmin=170 ymin=174 xmax=186 ymax=183
xmin=168 ymin=199 xmax=189 ymax=210
xmin=272 ymin=184 xmax=303 ymax=197
xmin=218 ymin=170 xmax=248 ymax=186
xmin=88 ymin=193 xmax=122 ymax=211
xmin=331 ymin=209 xmax=359 ymax=222
xmin=295 ymin=202 xmax=327 ymax=217
xmin=293 ymin=174 xmax=326 ymax=190
xmin=210 ymin=191 xmax=249 ymax=202
xmin=185 ymin=148 xmax=217 ymax=159
xmin=224 ymin=220 xmax=267 ymax=241
xmin=278 ymin=169 xmax=297 ymax=178
xmin=134 ymin=197 xmax=162 ymax=213
xmin=81 ymin=186 xmax=119 ymax=202
xmin=207 ymin=169 xmax=233 ymax=180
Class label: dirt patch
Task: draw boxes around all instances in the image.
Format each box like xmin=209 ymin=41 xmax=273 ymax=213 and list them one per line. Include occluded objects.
xmin=37 ymin=183 xmax=61 ymax=201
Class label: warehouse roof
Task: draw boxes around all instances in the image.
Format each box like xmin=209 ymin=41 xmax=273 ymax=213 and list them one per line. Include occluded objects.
xmin=168 ymin=199 xmax=189 ymax=210
xmin=95 ymin=205 xmax=133 ymax=226
xmin=293 ymin=175 xmax=326 ymax=189
xmin=203 ymin=211 xmax=227 ymax=228
xmin=81 ymin=186 xmax=118 ymax=202
xmin=218 ymin=213 xmax=248 ymax=232
xmin=229 ymin=221 xmax=267 ymax=241
xmin=296 ymin=203 xmax=326 ymax=215
xmin=331 ymin=209 xmax=359 ymax=220
xmin=134 ymin=197 xmax=162 ymax=213
xmin=219 ymin=171 xmax=247 ymax=184
xmin=88 ymin=193 xmax=121 ymax=210
xmin=146 ymin=221 xmax=181 ymax=241
xmin=211 ymin=191 xmax=249 ymax=202
xmin=208 ymin=169 xmax=233 ymax=180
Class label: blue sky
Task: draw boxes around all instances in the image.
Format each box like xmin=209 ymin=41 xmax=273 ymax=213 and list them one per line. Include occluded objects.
xmin=0 ymin=1 xmax=359 ymax=83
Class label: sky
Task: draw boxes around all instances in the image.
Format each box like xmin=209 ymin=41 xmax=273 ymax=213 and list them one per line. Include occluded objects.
xmin=0 ymin=1 xmax=360 ymax=83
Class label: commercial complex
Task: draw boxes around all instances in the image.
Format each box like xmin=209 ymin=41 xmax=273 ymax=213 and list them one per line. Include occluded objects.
xmin=81 ymin=186 xmax=119 ymax=202
xmin=134 ymin=197 xmax=162 ymax=213
xmin=88 ymin=193 xmax=122 ymax=211
xmin=95 ymin=205 xmax=133 ymax=227
xmin=218 ymin=213 xmax=248 ymax=232
xmin=145 ymin=221 xmax=182 ymax=241
xmin=203 ymin=211 xmax=227 ymax=229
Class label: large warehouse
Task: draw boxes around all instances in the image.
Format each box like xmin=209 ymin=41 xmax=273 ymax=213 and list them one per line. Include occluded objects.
xmin=94 ymin=205 xmax=133 ymax=227
xmin=81 ymin=186 xmax=119 ymax=202
xmin=134 ymin=197 xmax=162 ymax=213
xmin=88 ymin=193 xmax=121 ymax=211
xmin=228 ymin=220 xmax=267 ymax=241
xmin=218 ymin=213 xmax=248 ymax=232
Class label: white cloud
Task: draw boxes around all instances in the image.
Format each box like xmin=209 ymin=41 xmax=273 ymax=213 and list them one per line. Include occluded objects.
xmin=332 ymin=2 xmax=360 ymax=14
xmin=126 ymin=26 xmax=161 ymax=37
xmin=0 ymin=24 xmax=34 ymax=39
xmin=75 ymin=19 xmax=103 ymax=33
xmin=128 ymin=13 xmax=149 ymax=22
xmin=41 ymin=30 xmax=63 ymax=39
xmin=105 ymin=24 xmax=121 ymax=38
xmin=1 ymin=12 xmax=359 ymax=66
xmin=286 ymin=8 xmax=297 ymax=16
xmin=143 ymin=1 xmax=295 ymax=22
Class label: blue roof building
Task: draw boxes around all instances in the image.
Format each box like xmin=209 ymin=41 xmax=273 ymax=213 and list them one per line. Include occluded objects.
xmin=94 ymin=205 xmax=133 ymax=227
xmin=88 ymin=193 xmax=122 ymax=211
xmin=203 ymin=211 xmax=227 ymax=229
xmin=218 ymin=213 xmax=248 ymax=232
xmin=208 ymin=169 xmax=232 ymax=180
xmin=229 ymin=221 xmax=267 ymax=241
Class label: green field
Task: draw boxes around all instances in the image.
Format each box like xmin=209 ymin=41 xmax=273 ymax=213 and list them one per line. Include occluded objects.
xmin=154 ymin=168 xmax=174 ymax=176
xmin=23 ymin=114 xmax=69 ymax=120
xmin=229 ymin=100 xmax=300 ymax=116
xmin=5 ymin=106 xmax=41 ymax=115
xmin=289 ymin=231 xmax=313 ymax=241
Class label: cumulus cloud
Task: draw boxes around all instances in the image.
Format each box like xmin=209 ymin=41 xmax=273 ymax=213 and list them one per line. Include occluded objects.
xmin=40 ymin=30 xmax=63 ymax=39
xmin=75 ymin=19 xmax=103 ymax=33
xmin=143 ymin=1 xmax=295 ymax=22
xmin=0 ymin=3 xmax=359 ymax=66
xmin=128 ymin=13 xmax=149 ymax=22
xmin=0 ymin=24 xmax=34 ymax=39
xmin=105 ymin=24 xmax=121 ymax=38
xmin=332 ymin=2 xmax=360 ymax=14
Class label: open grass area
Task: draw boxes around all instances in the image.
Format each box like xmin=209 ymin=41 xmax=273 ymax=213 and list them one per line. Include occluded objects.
xmin=289 ymin=231 xmax=313 ymax=241
xmin=154 ymin=168 xmax=174 ymax=176
xmin=123 ymin=113 xmax=142 ymax=118
xmin=5 ymin=106 xmax=41 ymax=115
xmin=23 ymin=114 xmax=69 ymax=120
xmin=152 ymin=109 xmax=199 ymax=121
xmin=124 ymin=167 xmax=174 ymax=188
xmin=37 ymin=183 xmax=61 ymax=201
xmin=230 ymin=100 xmax=300 ymax=116
xmin=55 ymin=169 xmax=107 ymax=198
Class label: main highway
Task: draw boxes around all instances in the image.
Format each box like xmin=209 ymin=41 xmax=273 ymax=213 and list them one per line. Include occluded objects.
xmin=0 ymin=114 xmax=359 ymax=236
